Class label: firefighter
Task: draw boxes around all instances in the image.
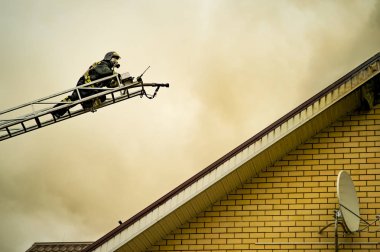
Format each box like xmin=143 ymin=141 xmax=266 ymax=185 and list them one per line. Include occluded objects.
xmin=52 ymin=51 xmax=121 ymax=118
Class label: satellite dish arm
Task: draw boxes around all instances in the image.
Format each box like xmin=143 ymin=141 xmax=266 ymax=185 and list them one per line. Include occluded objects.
xmin=339 ymin=203 xmax=370 ymax=226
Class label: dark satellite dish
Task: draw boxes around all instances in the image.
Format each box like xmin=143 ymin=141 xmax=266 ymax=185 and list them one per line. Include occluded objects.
xmin=337 ymin=170 xmax=360 ymax=232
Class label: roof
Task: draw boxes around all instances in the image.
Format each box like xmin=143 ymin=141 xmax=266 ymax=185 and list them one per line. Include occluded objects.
xmin=83 ymin=52 xmax=380 ymax=252
xmin=26 ymin=242 xmax=92 ymax=252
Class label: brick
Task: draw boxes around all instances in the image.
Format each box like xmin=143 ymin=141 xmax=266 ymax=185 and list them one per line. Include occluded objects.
xmin=360 ymin=130 xmax=375 ymax=136
xmin=344 ymin=131 xmax=359 ymax=136
xmin=359 ymin=119 xmax=375 ymax=125
xmin=227 ymin=194 xmax=243 ymax=200
xmin=297 ymin=165 xmax=312 ymax=170
xmin=304 ymin=182 xmax=319 ymax=187
xmin=298 ymin=154 xmax=313 ymax=160
xmin=368 ymin=147 xmax=380 ymax=152
xmin=188 ymin=244 xmax=203 ymax=250
xmin=209 ymin=224 xmax=225 ymax=230
xmin=320 ymin=159 xmax=335 ymax=165
xmin=218 ymin=244 xmax=234 ymax=249
xmin=196 ymin=239 xmax=211 ymax=245
xmin=335 ymin=137 xmax=350 ymax=142
xmin=289 ymin=160 xmax=304 ymax=165
xmin=304 ymin=160 xmax=320 ymax=165
xmin=360 ymin=152 xmax=376 ymax=158
xmin=234 ymin=232 xmax=249 ymax=239
xmin=329 ymin=132 xmax=343 ymax=137
xmin=359 ymin=174 xmax=376 ymax=180
xmin=328 ymin=153 xmax=343 ymax=159
xmin=219 ymin=220 xmax=238 ymax=228
xmin=312 ymin=154 xmax=328 ymax=159
xmin=368 ymin=136 xmax=380 ymax=141
xmin=320 ymin=148 xmax=335 ymax=154
xmin=171 ymin=244 xmax=189 ymax=250
xmin=202 ymin=244 xmax=218 ymax=250
xmin=159 ymin=245 xmax=174 ymax=250
xmin=367 ymin=124 xmax=380 ymax=130
xmin=367 ymin=169 xmax=380 ymax=174
xmin=204 ymin=211 xmax=219 ymax=217
xmin=311 ymin=176 xmax=328 ymax=181
xmin=336 ymin=159 xmax=351 ymax=164
xmin=344 ymin=142 xmax=360 ymax=147
xmin=335 ymin=147 xmax=350 ymax=153
xmin=367 ymin=158 xmax=380 ymax=163
xmin=195 ymin=228 xmax=211 ymax=234
xmin=360 ymin=141 xmax=375 ymax=147
xmin=204 ymin=233 xmax=219 ymax=239
xmin=220 ymin=200 xmax=236 ymax=206
xmin=304 ymin=149 xmax=319 ymax=154
xmin=368 ymin=191 xmax=380 ymax=197
xmin=328 ymin=142 xmax=344 ymax=148
xmin=313 ymin=143 xmax=328 ymax=149
xmin=211 ymin=239 xmax=226 ymax=244
xmin=190 ymin=222 xmax=205 ymax=228
xmin=351 ymin=125 xmax=366 ymax=131
xmin=167 ymin=240 xmax=181 ymax=245
xmin=181 ymin=239 xmax=196 ymax=245
xmin=175 ymin=234 xmax=189 ymax=239
xmin=344 ymin=153 xmax=360 ymax=158
xmin=233 ymin=244 xmax=250 ymax=249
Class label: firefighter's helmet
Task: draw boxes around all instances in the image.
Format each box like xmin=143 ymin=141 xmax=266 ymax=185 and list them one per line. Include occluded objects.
xmin=104 ymin=51 xmax=121 ymax=61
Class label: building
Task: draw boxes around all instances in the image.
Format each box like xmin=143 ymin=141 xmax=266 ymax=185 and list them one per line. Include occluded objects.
xmin=27 ymin=52 xmax=380 ymax=252
xmin=26 ymin=242 xmax=92 ymax=252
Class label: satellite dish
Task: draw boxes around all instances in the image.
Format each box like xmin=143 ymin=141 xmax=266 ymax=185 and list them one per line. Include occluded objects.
xmin=337 ymin=170 xmax=360 ymax=232
xmin=320 ymin=170 xmax=379 ymax=251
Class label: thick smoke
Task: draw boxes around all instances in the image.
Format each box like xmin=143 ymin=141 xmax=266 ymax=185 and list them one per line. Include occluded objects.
xmin=0 ymin=1 xmax=379 ymax=252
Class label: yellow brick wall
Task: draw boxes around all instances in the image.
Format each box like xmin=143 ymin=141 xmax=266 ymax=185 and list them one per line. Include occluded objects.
xmin=147 ymin=104 xmax=380 ymax=252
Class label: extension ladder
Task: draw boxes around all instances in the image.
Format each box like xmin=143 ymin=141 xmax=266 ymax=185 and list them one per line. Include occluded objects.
xmin=0 ymin=73 xmax=169 ymax=141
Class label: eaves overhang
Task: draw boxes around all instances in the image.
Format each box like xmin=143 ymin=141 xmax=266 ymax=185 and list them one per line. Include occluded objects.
xmin=83 ymin=52 xmax=380 ymax=252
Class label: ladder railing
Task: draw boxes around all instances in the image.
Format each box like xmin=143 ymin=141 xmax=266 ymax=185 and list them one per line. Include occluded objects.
xmin=0 ymin=73 xmax=169 ymax=141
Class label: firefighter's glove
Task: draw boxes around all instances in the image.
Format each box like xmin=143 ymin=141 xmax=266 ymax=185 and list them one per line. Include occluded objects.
xmin=137 ymin=76 xmax=142 ymax=83
xmin=122 ymin=76 xmax=134 ymax=85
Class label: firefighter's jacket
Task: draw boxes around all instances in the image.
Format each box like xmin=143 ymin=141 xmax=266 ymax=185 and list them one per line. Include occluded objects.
xmin=71 ymin=60 xmax=118 ymax=101
xmin=52 ymin=60 xmax=119 ymax=117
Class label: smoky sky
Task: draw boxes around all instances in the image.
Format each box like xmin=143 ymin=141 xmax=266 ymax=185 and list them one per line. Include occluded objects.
xmin=0 ymin=1 xmax=379 ymax=251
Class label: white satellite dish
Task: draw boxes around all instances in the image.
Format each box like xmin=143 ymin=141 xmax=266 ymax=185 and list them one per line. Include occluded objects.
xmin=337 ymin=170 xmax=360 ymax=232
xmin=319 ymin=170 xmax=379 ymax=251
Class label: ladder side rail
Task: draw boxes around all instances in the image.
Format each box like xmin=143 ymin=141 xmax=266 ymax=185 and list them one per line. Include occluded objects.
xmin=0 ymin=80 xmax=162 ymax=126
xmin=0 ymin=88 xmax=137 ymax=141
xmin=0 ymin=82 xmax=168 ymax=141
xmin=0 ymin=81 xmax=160 ymax=129
xmin=0 ymin=86 xmax=121 ymax=128
xmin=40 ymin=82 xmax=165 ymax=117
xmin=0 ymin=74 xmax=122 ymax=126
xmin=0 ymin=85 xmax=126 ymax=132
xmin=98 ymin=89 xmax=144 ymax=107
xmin=138 ymin=83 xmax=170 ymax=88
xmin=0 ymin=74 xmax=120 ymax=115
xmin=43 ymin=81 xmax=166 ymax=117
xmin=0 ymin=76 xmax=118 ymax=129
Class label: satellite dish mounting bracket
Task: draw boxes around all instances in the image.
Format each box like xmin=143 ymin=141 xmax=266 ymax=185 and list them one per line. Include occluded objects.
xmin=319 ymin=209 xmax=349 ymax=234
